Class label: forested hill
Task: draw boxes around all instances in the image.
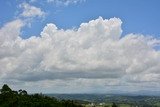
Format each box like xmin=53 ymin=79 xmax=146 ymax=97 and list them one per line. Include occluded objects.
xmin=0 ymin=84 xmax=83 ymax=107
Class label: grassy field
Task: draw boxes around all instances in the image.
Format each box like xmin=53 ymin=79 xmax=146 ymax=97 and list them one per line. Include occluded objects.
xmin=119 ymin=104 xmax=131 ymax=107
xmin=155 ymin=102 xmax=160 ymax=107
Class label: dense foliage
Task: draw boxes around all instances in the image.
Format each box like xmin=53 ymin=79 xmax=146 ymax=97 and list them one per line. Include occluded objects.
xmin=0 ymin=84 xmax=83 ymax=107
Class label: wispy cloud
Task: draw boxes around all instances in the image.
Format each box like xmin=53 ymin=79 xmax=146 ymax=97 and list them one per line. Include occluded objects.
xmin=19 ymin=2 xmax=45 ymax=18
xmin=47 ymin=0 xmax=86 ymax=6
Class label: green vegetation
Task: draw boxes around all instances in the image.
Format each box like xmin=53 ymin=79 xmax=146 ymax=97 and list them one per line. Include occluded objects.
xmin=50 ymin=94 xmax=160 ymax=107
xmin=0 ymin=84 xmax=83 ymax=107
xmin=1 ymin=85 xmax=160 ymax=107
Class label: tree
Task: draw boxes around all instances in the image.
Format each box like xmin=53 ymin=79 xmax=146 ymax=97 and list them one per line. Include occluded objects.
xmin=112 ymin=102 xmax=118 ymax=107
xmin=18 ymin=89 xmax=27 ymax=95
xmin=0 ymin=84 xmax=83 ymax=107
xmin=0 ymin=84 xmax=12 ymax=94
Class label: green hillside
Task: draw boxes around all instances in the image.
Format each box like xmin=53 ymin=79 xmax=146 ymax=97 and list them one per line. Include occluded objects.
xmin=0 ymin=84 xmax=83 ymax=107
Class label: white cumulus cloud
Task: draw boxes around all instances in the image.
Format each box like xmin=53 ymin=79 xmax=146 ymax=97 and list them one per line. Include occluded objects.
xmin=0 ymin=17 xmax=160 ymax=93
xmin=0 ymin=19 xmax=24 ymax=44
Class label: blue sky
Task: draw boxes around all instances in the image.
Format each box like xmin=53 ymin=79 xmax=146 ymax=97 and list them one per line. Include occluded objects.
xmin=0 ymin=0 xmax=160 ymax=38
xmin=0 ymin=0 xmax=160 ymax=94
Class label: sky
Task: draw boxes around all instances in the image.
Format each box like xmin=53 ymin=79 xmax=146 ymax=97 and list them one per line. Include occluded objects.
xmin=0 ymin=0 xmax=160 ymax=94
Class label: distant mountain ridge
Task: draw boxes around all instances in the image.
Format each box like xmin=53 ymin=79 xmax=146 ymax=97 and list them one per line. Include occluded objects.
xmin=46 ymin=93 xmax=160 ymax=106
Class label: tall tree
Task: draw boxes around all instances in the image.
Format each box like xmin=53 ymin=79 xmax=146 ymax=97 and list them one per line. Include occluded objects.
xmin=1 ymin=84 xmax=12 ymax=94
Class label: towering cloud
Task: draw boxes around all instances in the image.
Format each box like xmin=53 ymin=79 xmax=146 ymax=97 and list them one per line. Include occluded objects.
xmin=0 ymin=19 xmax=24 ymax=43
xmin=0 ymin=17 xmax=160 ymax=92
